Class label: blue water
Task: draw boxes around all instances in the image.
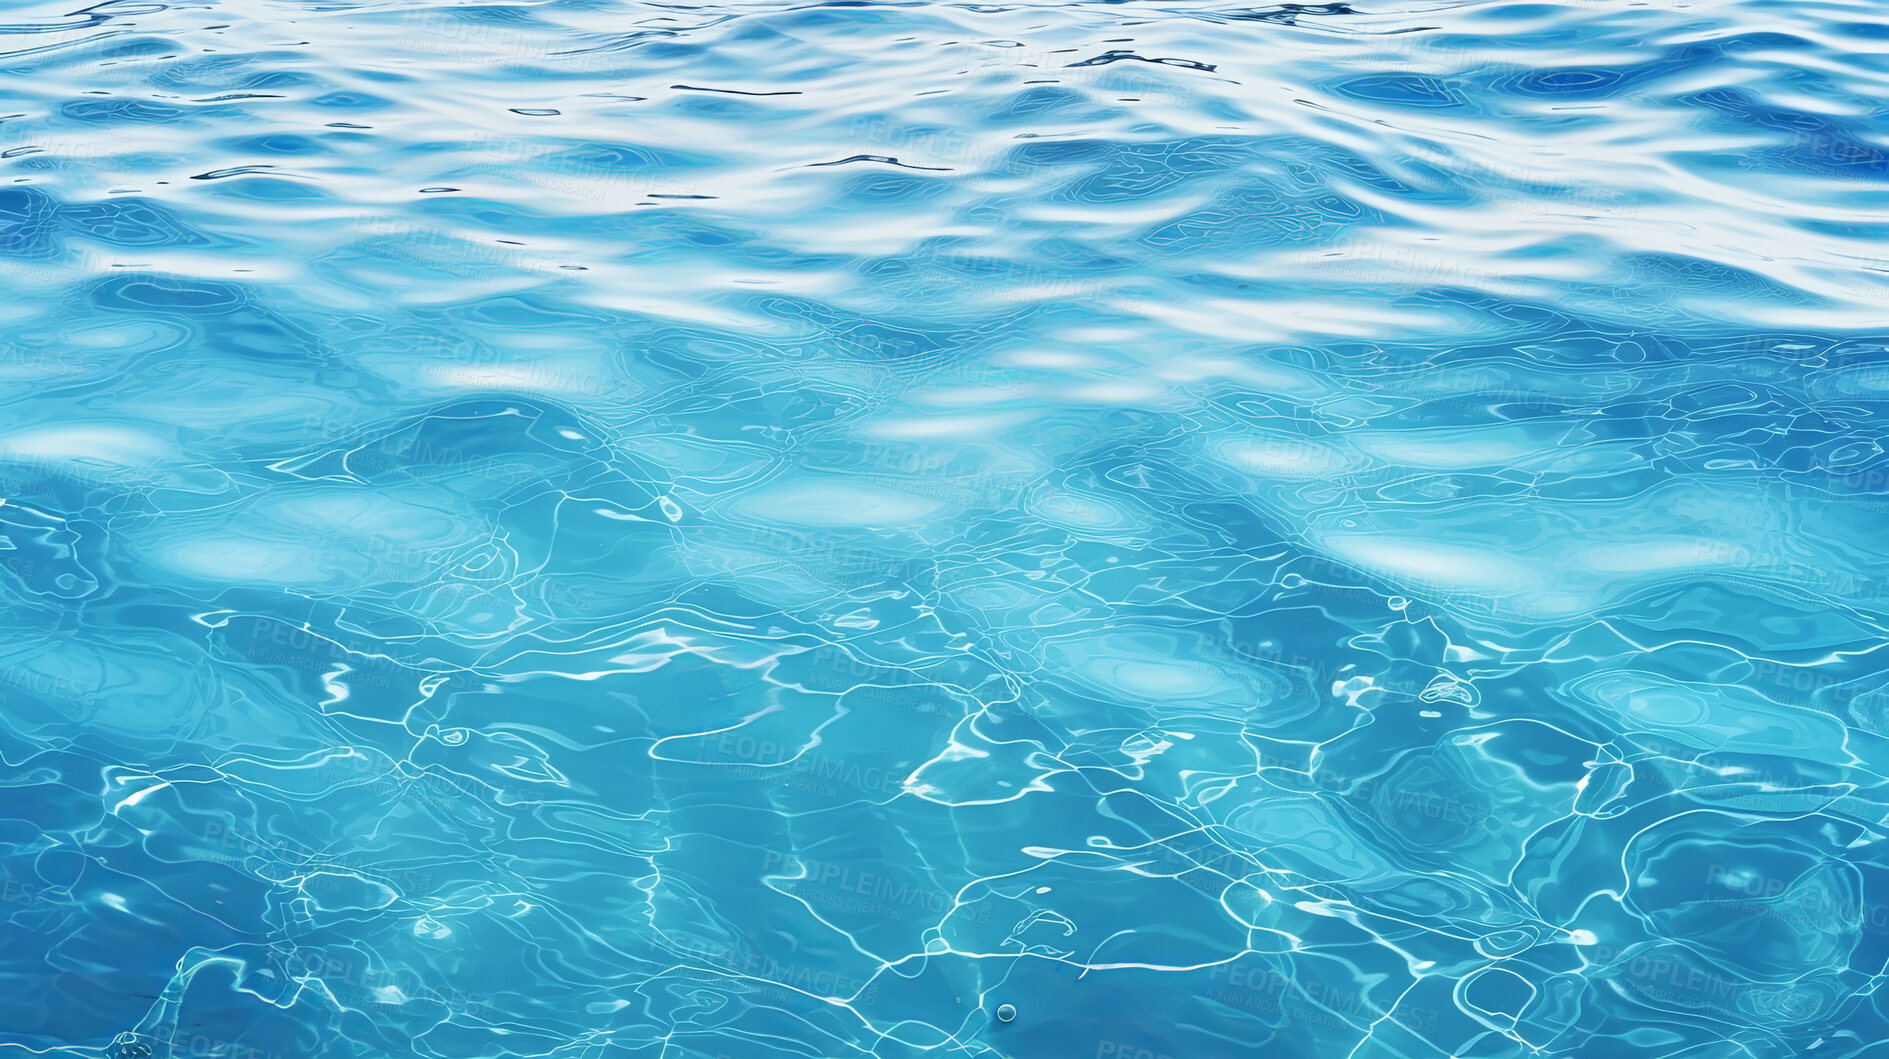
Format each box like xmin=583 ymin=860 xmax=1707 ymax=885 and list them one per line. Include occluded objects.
xmin=4 ymin=0 xmax=1889 ymax=1056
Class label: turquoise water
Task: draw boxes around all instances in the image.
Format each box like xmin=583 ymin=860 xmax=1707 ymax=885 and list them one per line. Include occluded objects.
xmin=4 ymin=0 xmax=1889 ymax=1056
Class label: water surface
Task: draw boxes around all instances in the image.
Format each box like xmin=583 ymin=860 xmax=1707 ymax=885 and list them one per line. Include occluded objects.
xmin=4 ymin=0 xmax=1889 ymax=1056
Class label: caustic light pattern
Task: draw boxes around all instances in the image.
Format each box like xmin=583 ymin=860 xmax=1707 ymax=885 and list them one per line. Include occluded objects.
xmin=2 ymin=0 xmax=1889 ymax=1057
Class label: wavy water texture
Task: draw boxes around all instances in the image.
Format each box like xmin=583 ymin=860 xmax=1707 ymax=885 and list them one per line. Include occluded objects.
xmin=2 ymin=0 xmax=1889 ymax=1056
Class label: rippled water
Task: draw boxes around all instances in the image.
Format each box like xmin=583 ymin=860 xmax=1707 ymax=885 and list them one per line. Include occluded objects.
xmin=5 ymin=0 xmax=1889 ymax=1055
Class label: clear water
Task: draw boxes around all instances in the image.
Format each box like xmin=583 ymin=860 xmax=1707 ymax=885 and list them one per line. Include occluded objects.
xmin=4 ymin=0 xmax=1889 ymax=1056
